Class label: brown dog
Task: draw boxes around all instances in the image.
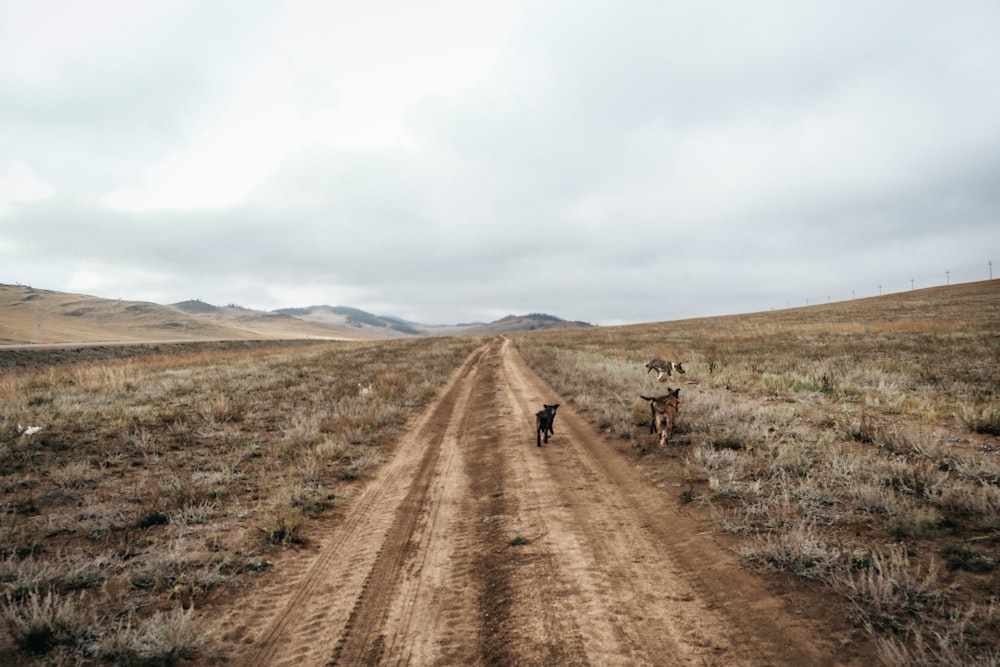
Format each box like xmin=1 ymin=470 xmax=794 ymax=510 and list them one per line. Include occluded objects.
xmin=639 ymin=390 xmax=680 ymax=447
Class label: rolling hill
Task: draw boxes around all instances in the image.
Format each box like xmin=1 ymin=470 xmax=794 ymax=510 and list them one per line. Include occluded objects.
xmin=0 ymin=287 xmax=368 ymax=345
xmin=0 ymin=284 xmax=592 ymax=345
xmin=457 ymin=313 xmax=594 ymax=334
xmin=273 ymin=305 xmax=425 ymax=338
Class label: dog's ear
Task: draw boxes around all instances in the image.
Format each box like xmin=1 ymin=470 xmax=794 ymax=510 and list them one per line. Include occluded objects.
xmin=672 ymin=388 xmax=680 ymax=398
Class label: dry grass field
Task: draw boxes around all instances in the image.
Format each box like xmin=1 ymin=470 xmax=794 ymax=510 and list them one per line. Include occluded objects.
xmin=511 ymin=280 xmax=1000 ymax=666
xmin=1 ymin=279 xmax=997 ymax=665
xmin=0 ymin=336 xmax=481 ymax=664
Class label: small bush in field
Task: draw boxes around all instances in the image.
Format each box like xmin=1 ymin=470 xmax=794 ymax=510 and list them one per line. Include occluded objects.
xmin=957 ymin=403 xmax=1000 ymax=436
xmin=261 ymin=510 xmax=305 ymax=546
xmin=98 ymin=604 xmax=203 ymax=664
xmin=829 ymin=546 xmax=941 ymax=633
xmin=344 ymin=447 xmax=383 ymax=477
xmin=2 ymin=589 xmax=88 ymax=655
xmin=840 ymin=412 xmax=880 ymax=444
xmin=942 ymin=543 xmax=995 ymax=573
xmin=739 ymin=523 xmax=846 ymax=579
xmin=911 ymin=506 xmax=943 ymax=535
xmin=138 ymin=509 xmax=169 ymax=528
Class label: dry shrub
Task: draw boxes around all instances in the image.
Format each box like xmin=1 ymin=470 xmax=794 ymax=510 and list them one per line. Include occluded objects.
xmin=739 ymin=523 xmax=850 ymax=579
xmin=933 ymin=481 xmax=1000 ymax=515
xmin=957 ymin=403 xmax=1000 ymax=436
xmin=314 ymin=437 xmax=352 ymax=463
xmin=2 ymin=589 xmax=89 ymax=656
xmin=97 ymin=604 xmax=204 ymax=664
xmin=877 ymin=625 xmax=1000 ymax=667
xmin=953 ymin=456 xmax=1000 ymax=485
xmin=48 ymin=460 xmax=101 ymax=490
xmin=343 ymin=447 xmax=384 ymax=478
xmin=829 ymin=546 xmax=941 ymax=633
xmin=259 ymin=508 xmax=305 ymax=547
xmin=851 ymin=482 xmax=907 ymax=517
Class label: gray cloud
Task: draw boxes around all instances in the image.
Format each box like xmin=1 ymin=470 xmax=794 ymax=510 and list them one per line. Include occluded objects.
xmin=2 ymin=1 xmax=998 ymax=325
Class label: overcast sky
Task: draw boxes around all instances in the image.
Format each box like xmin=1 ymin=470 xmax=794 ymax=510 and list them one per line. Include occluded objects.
xmin=2 ymin=1 xmax=998 ymax=326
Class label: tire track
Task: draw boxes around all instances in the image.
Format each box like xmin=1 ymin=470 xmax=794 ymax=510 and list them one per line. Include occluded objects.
xmin=492 ymin=338 xmax=674 ymax=665
xmin=329 ymin=341 xmax=493 ymax=665
xmin=232 ymin=342 xmax=490 ymax=666
xmin=374 ymin=338 xmax=514 ymax=666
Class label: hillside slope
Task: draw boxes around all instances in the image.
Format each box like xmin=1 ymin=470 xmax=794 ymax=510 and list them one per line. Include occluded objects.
xmin=0 ymin=286 xmax=365 ymax=344
xmin=1 ymin=284 xmax=594 ymax=345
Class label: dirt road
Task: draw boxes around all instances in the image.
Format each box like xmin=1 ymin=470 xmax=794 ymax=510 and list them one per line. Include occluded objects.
xmin=204 ymin=337 xmax=848 ymax=666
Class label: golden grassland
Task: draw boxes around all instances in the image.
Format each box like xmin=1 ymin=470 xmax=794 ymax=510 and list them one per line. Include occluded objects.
xmin=510 ymin=280 xmax=1000 ymax=666
xmin=0 ymin=279 xmax=997 ymax=665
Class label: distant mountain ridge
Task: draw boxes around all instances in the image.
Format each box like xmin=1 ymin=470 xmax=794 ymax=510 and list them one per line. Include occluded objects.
xmin=171 ymin=299 xmax=221 ymax=315
xmin=272 ymin=305 xmax=592 ymax=337
xmin=274 ymin=305 xmax=424 ymax=337
xmin=0 ymin=284 xmax=592 ymax=345
xmin=458 ymin=313 xmax=594 ymax=334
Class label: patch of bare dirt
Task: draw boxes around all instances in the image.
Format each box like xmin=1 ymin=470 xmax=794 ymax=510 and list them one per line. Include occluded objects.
xmin=197 ymin=337 xmax=872 ymax=665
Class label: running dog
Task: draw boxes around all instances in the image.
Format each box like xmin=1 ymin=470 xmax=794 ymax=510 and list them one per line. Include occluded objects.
xmin=639 ymin=390 xmax=680 ymax=447
xmin=536 ymin=404 xmax=560 ymax=447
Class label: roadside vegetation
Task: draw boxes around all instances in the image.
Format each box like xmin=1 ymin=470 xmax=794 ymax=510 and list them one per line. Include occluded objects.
xmin=512 ymin=280 xmax=1000 ymax=666
xmin=0 ymin=337 xmax=480 ymax=665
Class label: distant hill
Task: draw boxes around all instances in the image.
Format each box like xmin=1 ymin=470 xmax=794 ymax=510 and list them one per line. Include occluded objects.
xmin=275 ymin=306 xmax=592 ymax=337
xmin=0 ymin=284 xmax=593 ymax=345
xmin=0 ymin=286 xmax=367 ymax=345
xmin=274 ymin=305 xmax=424 ymax=338
xmin=10 ymin=280 xmax=996 ymax=347
xmin=171 ymin=299 xmax=221 ymax=315
xmin=459 ymin=313 xmax=594 ymax=335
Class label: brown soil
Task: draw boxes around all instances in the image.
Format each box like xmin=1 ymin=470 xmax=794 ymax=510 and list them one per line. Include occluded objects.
xmin=198 ymin=337 xmax=869 ymax=666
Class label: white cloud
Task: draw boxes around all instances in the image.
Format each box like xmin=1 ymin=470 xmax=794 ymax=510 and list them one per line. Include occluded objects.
xmin=65 ymin=263 xmax=174 ymax=299
xmin=0 ymin=0 xmax=195 ymax=82
xmin=0 ymin=161 xmax=54 ymax=214
xmin=101 ymin=62 xmax=303 ymax=211
xmin=100 ymin=0 xmax=526 ymax=209
xmin=279 ymin=0 xmax=525 ymax=150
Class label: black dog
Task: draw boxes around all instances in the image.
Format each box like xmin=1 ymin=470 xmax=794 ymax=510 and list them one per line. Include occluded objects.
xmin=536 ymin=404 xmax=560 ymax=447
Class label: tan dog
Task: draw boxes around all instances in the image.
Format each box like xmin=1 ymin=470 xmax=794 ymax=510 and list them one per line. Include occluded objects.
xmin=645 ymin=358 xmax=685 ymax=381
xmin=639 ymin=389 xmax=680 ymax=447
